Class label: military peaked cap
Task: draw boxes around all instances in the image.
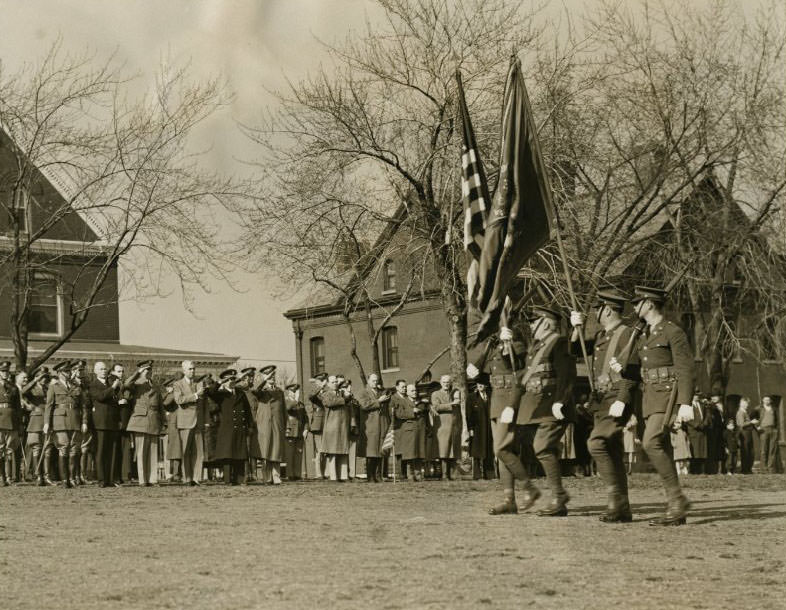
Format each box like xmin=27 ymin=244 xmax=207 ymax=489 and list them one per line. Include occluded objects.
xmin=286 ymin=383 xmax=300 ymax=392
xmin=259 ymin=365 xmax=277 ymax=377
xmin=594 ymin=287 xmax=629 ymax=309
xmin=52 ymin=361 xmax=71 ymax=373
xmin=631 ymin=285 xmax=667 ymax=304
xmin=312 ymin=372 xmax=328 ymax=382
xmin=239 ymin=367 xmax=256 ymax=379
xmin=136 ymin=360 xmax=153 ymax=370
xmin=219 ymin=369 xmax=237 ymax=381
xmin=0 ymin=361 xmax=11 ymax=372
xmin=527 ymin=305 xmax=562 ymax=322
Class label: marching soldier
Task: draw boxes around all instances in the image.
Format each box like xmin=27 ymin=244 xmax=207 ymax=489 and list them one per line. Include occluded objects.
xmin=514 ymin=306 xmax=576 ymax=516
xmin=0 ymin=361 xmax=22 ymax=486
xmin=467 ymin=325 xmax=532 ymax=513
xmin=22 ymin=367 xmax=51 ymax=485
xmin=44 ymin=361 xmax=88 ymax=488
xmin=629 ymin=285 xmax=695 ymax=525
xmin=570 ymin=287 xmax=640 ymax=523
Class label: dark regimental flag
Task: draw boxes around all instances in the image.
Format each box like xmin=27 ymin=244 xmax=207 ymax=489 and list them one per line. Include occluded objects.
xmin=456 ymin=70 xmax=491 ymax=310
xmin=474 ymin=57 xmax=555 ymax=343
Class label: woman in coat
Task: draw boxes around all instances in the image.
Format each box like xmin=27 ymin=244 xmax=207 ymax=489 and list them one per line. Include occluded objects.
xmin=125 ymin=361 xmax=165 ymax=486
xmin=251 ymin=366 xmax=286 ymax=484
xmin=206 ymin=369 xmax=254 ymax=485
xmin=356 ymin=373 xmax=390 ymax=482
xmin=392 ymin=383 xmax=427 ymax=481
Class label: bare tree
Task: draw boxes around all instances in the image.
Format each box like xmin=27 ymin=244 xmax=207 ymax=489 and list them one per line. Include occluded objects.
xmin=0 ymin=41 xmax=249 ymax=370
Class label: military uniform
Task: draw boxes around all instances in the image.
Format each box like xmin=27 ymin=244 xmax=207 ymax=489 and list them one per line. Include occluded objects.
xmin=577 ymin=288 xmax=640 ymax=522
xmin=44 ymin=367 xmax=87 ymax=487
xmin=251 ymin=369 xmax=287 ymax=484
xmin=632 ymin=285 xmax=695 ymax=525
xmin=22 ymin=375 xmax=50 ymax=485
xmin=207 ymin=370 xmax=254 ymax=485
xmin=284 ymin=387 xmax=306 ymax=480
xmin=126 ymin=362 xmax=166 ymax=486
xmin=0 ymin=365 xmax=22 ymax=486
xmin=514 ymin=315 xmax=576 ymax=516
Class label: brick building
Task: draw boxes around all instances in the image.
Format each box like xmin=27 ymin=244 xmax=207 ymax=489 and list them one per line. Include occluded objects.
xmin=0 ymin=126 xmax=236 ymax=376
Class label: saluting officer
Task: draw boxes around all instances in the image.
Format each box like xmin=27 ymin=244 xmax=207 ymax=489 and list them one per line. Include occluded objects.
xmin=0 ymin=361 xmax=22 ymax=487
xmin=514 ymin=306 xmax=576 ymax=517
xmin=629 ymin=286 xmax=695 ymax=526
xmin=22 ymin=367 xmax=51 ymax=486
xmin=467 ymin=325 xmax=534 ymax=514
xmin=570 ymin=287 xmax=640 ymax=523
xmin=44 ymin=361 xmax=88 ymax=488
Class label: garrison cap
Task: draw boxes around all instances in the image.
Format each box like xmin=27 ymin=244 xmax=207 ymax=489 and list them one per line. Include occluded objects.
xmin=52 ymin=361 xmax=71 ymax=373
xmin=594 ymin=287 xmax=629 ymax=309
xmin=285 ymin=383 xmax=300 ymax=392
xmin=219 ymin=369 xmax=237 ymax=381
xmin=136 ymin=359 xmax=153 ymax=370
xmin=259 ymin=365 xmax=277 ymax=377
xmin=0 ymin=361 xmax=11 ymax=372
xmin=631 ymin=285 xmax=667 ymax=304
xmin=527 ymin=305 xmax=562 ymax=322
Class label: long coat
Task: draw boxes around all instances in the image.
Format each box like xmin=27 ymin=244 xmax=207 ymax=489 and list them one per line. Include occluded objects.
xmin=356 ymin=386 xmax=390 ymax=458
xmin=162 ymin=391 xmax=182 ymax=459
xmin=0 ymin=382 xmax=21 ymax=431
xmin=686 ymin=403 xmax=709 ymax=459
xmin=252 ymin=387 xmax=286 ymax=462
xmin=208 ymin=387 xmax=253 ymax=461
xmin=126 ymin=380 xmax=164 ymax=436
xmin=466 ymin=390 xmax=493 ymax=461
xmin=22 ymin=385 xmax=47 ymax=433
xmin=672 ymin=424 xmax=692 ymax=460
xmin=391 ymin=393 xmax=427 ymax=460
xmin=430 ymin=389 xmax=462 ymax=459
xmin=321 ymin=388 xmax=351 ymax=455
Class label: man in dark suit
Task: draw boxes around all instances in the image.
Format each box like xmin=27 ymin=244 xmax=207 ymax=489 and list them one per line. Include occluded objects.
xmin=88 ymin=361 xmax=122 ymax=487
xmin=111 ymin=363 xmax=133 ymax=483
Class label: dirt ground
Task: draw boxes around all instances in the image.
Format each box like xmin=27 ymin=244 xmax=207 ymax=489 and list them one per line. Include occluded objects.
xmin=1 ymin=473 xmax=784 ymax=610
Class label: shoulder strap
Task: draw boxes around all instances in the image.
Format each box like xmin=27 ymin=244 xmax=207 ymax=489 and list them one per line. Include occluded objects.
xmin=521 ymin=333 xmax=560 ymax=388
xmin=599 ymin=324 xmax=628 ymax=378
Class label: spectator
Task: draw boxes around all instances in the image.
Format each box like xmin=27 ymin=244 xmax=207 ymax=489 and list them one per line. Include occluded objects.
xmin=758 ymin=396 xmax=779 ymax=474
xmin=466 ymin=376 xmax=495 ymax=480
xmin=705 ymin=393 xmax=726 ymax=474
xmin=671 ymin=419 xmax=691 ymax=476
xmin=724 ymin=419 xmax=738 ymax=475
xmin=686 ymin=393 xmax=709 ymax=475
xmin=735 ymin=397 xmax=756 ymax=474
xmin=623 ymin=413 xmax=638 ymax=475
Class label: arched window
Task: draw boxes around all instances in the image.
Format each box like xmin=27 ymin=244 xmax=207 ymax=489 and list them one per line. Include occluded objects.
xmin=383 ymin=259 xmax=396 ymax=292
xmin=310 ymin=337 xmax=325 ymax=376
xmin=381 ymin=326 xmax=399 ymax=370
xmin=29 ymin=273 xmax=62 ymax=336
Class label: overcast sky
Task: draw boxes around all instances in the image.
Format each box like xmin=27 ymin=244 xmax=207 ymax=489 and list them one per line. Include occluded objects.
xmin=0 ymin=0 xmax=382 ymax=371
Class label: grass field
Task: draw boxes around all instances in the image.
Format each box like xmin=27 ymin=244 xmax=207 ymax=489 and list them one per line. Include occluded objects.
xmin=1 ymin=473 xmax=785 ymax=610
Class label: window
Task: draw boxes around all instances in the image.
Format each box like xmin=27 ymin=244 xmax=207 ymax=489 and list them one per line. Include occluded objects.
xmin=29 ymin=274 xmax=62 ymax=336
xmin=381 ymin=326 xmax=399 ymax=370
xmin=5 ymin=188 xmax=30 ymax=233
xmin=382 ymin=259 xmax=396 ymax=292
xmin=310 ymin=337 xmax=325 ymax=376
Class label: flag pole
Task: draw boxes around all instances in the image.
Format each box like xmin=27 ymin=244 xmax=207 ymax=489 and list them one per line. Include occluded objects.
xmin=553 ymin=223 xmax=595 ymax=393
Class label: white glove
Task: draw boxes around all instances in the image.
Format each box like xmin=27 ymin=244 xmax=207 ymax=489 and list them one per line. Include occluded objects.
xmin=609 ymin=400 xmax=625 ymax=417
xmin=43 ymin=423 xmax=49 ymax=435
xmin=499 ymin=326 xmax=513 ymax=341
xmin=499 ymin=406 xmax=515 ymax=424
xmin=552 ymin=403 xmax=565 ymax=420
xmin=81 ymin=424 xmax=88 ymax=434
xmin=466 ymin=363 xmax=479 ymax=379
xmin=608 ymin=357 xmax=623 ymax=373
xmin=569 ymin=311 xmax=584 ymax=328
xmin=677 ymin=404 xmax=694 ymax=421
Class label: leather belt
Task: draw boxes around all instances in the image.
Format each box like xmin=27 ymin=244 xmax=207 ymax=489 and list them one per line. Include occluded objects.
xmin=641 ymin=366 xmax=675 ymax=383
xmin=489 ymin=374 xmax=515 ymax=389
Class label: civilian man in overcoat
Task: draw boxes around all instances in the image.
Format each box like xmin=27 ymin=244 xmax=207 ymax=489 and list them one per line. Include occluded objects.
xmin=320 ymin=375 xmax=352 ymax=481
xmin=251 ymin=365 xmax=286 ymax=484
xmin=356 ymin=373 xmax=390 ymax=482
xmin=87 ymin=361 xmax=123 ymax=487
xmin=174 ymin=360 xmax=207 ymax=486
xmin=392 ymin=383 xmax=427 ymax=481
xmin=430 ymin=375 xmax=462 ymax=480
xmin=466 ymin=374 xmax=495 ymax=480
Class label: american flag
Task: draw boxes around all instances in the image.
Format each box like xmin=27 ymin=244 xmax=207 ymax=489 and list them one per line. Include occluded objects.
xmin=456 ymin=70 xmax=491 ymax=310
xmin=381 ymin=425 xmax=395 ymax=453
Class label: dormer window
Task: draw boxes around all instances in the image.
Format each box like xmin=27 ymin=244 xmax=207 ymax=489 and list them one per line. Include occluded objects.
xmin=383 ymin=259 xmax=396 ymax=293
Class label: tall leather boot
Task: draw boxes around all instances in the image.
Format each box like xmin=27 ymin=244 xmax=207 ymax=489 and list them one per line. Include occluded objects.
xmin=43 ymin=450 xmax=57 ymax=486
xmin=80 ymin=453 xmax=90 ymax=484
xmin=364 ymin=459 xmax=374 ymax=482
xmin=69 ymin=455 xmax=79 ymax=487
xmin=372 ymin=458 xmax=381 ymax=482
xmin=4 ymin=456 xmax=13 ymax=486
xmin=58 ymin=456 xmax=72 ymax=488
xmin=0 ymin=455 xmax=8 ymax=486
xmin=32 ymin=447 xmax=44 ymax=485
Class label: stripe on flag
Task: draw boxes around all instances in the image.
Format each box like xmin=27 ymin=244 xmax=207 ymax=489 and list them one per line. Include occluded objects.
xmin=381 ymin=425 xmax=394 ymax=452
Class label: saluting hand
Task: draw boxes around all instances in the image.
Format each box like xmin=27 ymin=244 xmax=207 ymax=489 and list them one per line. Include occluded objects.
xmin=43 ymin=423 xmax=49 ymax=435
xmin=677 ymin=404 xmax=694 ymax=421
xmin=81 ymin=423 xmax=87 ymax=434
xmin=466 ymin=363 xmax=479 ymax=379
xmin=551 ymin=403 xmax=565 ymax=420
xmin=609 ymin=401 xmax=626 ymax=418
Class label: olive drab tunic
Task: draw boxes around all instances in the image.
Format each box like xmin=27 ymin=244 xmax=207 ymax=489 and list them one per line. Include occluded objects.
xmin=23 ymin=385 xmax=47 ymax=433
xmin=126 ymin=380 xmax=165 ymax=436
xmin=586 ymin=323 xmax=639 ymax=417
xmin=45 ymin=380 xmax=86 ymax=432
xmin=472 ymin=337 xmax=526 ymax=420
xmin=515 ymin=334 xmax=576 ymax=426
xmin=636 ymin=320 xmax=695 ymax=418
xmin=0 ymin=382 xmax=21 ymax=431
